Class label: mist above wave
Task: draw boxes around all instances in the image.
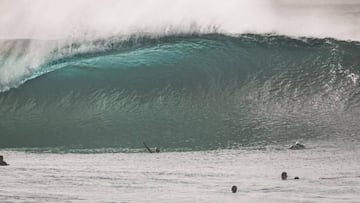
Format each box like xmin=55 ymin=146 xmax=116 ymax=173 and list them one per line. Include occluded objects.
xmin=0 ymin=0 xmax=359 ymax=41
xmin=1 ymin=0 xmax=360 ymax=92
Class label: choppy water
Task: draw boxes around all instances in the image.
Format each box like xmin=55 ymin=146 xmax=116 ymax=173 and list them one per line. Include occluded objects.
xmin=1 ymin=141 xmax=359 ymax=203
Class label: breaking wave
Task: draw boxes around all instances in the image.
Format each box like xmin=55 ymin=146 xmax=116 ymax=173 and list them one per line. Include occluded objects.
xmin=1 ymin=34 xmax=360 ymax=150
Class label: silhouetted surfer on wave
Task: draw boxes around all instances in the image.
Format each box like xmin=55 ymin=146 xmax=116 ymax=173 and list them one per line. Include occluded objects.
xmin=143 ymin=142 xmax=160 ymax=153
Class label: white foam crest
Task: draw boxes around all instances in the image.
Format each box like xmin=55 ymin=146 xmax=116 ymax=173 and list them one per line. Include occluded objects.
xmin=0 ymin=40 xmax=54 ymax=91
xmin=0 ymin=0 xmax=359 ymax=40
xmin=0 ymin=0 xmax=360 ymax=91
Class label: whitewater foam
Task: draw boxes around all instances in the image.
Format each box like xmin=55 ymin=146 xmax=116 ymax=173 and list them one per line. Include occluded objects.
xmin=1 ymin=0 xmax=360 ymax=91
xmin=1 ymin=0 xmax=360 ymax=40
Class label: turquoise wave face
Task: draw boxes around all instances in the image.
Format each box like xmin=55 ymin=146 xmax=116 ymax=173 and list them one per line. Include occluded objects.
xmin=1 ymin=34 xmax=360 ymax=150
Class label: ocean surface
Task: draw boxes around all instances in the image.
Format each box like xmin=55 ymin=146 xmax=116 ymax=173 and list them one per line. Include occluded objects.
xmin=1 ymin=0 xmax=360 ymax=202
xmin=1 ymin=142 xmax=360 ymax=203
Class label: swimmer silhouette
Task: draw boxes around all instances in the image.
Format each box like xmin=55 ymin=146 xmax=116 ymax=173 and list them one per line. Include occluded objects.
xmin=289 ymin=141 xmax=305 ymax=150
xmin=231 ymin=185 xmax=237 ymax=193
xmin=143 ymin=142 xmax=160 ymax=153
xmin=0 ymin=155 xmax=9 ymax=166
xmin=281 ymin=172 xmax=300 ymax=180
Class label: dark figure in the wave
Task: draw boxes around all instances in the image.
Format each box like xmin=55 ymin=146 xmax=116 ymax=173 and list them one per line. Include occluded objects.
xmin=0 ymin=155 xmax=9 ymax=166
xmin=289 ymin=141 xmax=305 ymax=150
xmin=231 ymin=185 xmax=237 ymax=193
xmin=143 ymin=142 xmax=160 ymax=153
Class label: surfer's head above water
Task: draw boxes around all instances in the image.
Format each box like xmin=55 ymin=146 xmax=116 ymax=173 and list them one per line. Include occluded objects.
xmin=231 ymin=185 xmax=237 ymax=193
xmin=155 ymin=147 xmax=160 ymax=153
xmin=281 ymin=172 xmax=288 ymax=180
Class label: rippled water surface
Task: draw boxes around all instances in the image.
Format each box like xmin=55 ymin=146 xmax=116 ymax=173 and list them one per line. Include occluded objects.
xmin=1 ymin=141 xmax=359 ymax=203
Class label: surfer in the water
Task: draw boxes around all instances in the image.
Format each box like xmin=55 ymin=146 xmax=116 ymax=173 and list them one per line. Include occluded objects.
xmin=0 ymin=155 xmax=9 ymax=166
xmin=289 ymin=141 xmax=305 ymax=150
xmin=143 ymin=142 xmax=160 ymax=153
xmin=231 ymin=185 xmax=237 ymax=193
xmin=281 ymin=171 xmax=300 ymax=180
